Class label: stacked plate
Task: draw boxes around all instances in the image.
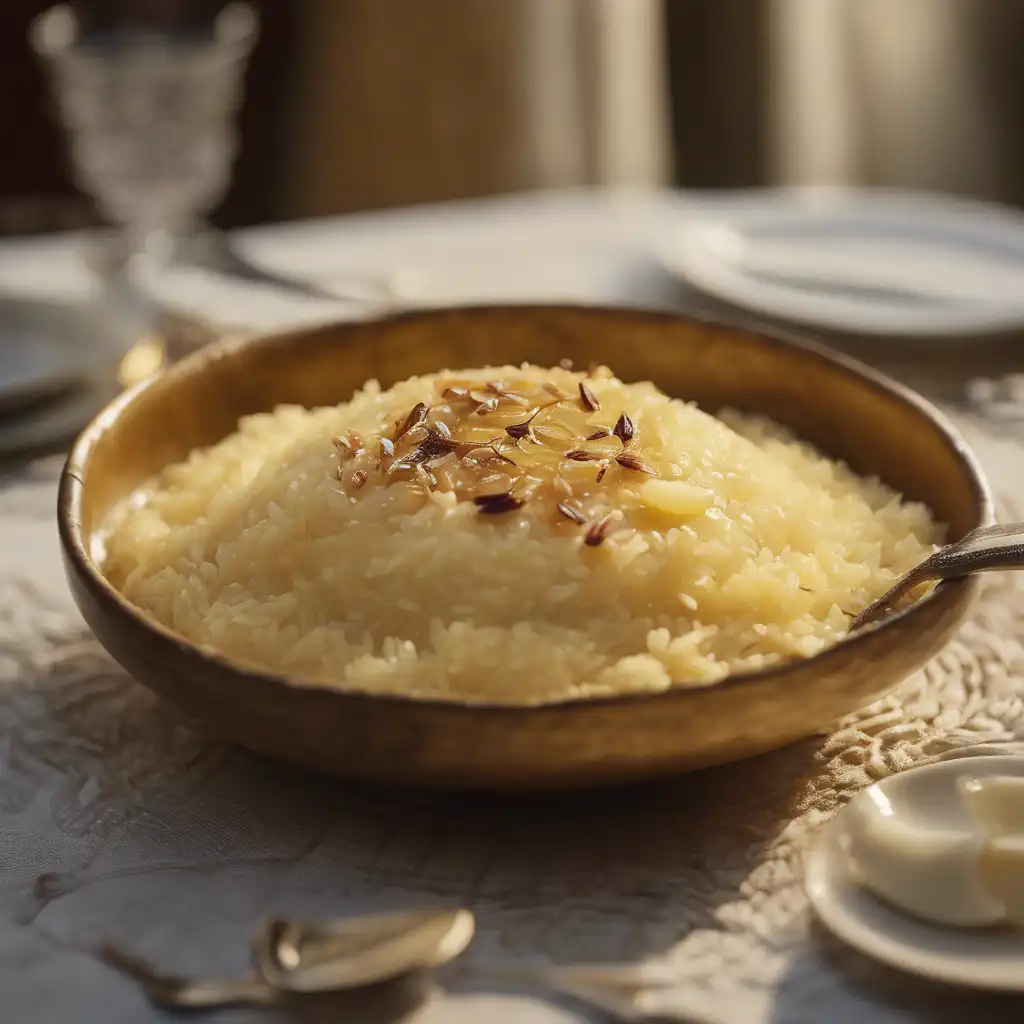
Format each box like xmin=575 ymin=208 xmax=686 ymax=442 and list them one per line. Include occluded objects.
xmin=660 ymin=188 xmax=1024 ymax=339
xmin=0 ymin=295 xmax=135 ymax=457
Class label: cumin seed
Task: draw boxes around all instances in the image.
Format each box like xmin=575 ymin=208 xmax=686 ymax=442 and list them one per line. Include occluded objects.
xmin=557 ymin=502 xmax=588 ymax=525
xmin=595 ymin=463 xmax=609 ymax=483
xmin=389 ymin=426 xmax=456 ymax=472
xmin=473 ymin=492 xmax=524 ymax=515
xmin=612 ymin=412 xmax=634 ymax=444
xmin=564 ymin=449 xmax=603 ymax=462
xmin=578 ymin=381 xmax=600 ymax=412
xmin=585 ymin=427 xmax=611 ymax=441
xmin=584 ymin=513 xmax=615 ymax=547
xmin=615 ymin=453 xmax=656 ymax=475
xmin=396 ymin=403 xmax=428 ymax=441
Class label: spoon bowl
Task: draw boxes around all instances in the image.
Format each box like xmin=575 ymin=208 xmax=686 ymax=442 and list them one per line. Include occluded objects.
xmin=253 ymin=907 xmax=475 ymax=993
xmin=852 ymin=522 xmax=1024 ymax=631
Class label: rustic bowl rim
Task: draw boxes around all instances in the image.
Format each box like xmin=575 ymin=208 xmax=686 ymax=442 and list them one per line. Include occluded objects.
xmin=57 ymin=303 xmax=993 ymax=713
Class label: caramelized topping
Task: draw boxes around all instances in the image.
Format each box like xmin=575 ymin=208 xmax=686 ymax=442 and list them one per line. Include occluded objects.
xmin=330 ymin=370 xmax=665 ymax=547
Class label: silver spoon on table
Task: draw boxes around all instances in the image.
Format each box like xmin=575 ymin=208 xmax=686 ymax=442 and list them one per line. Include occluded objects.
xmin=851 ymin=522 xmax=1024 ymax=631
xmin=99 ymin=906 xmax=474 ymax=1011
xmin=98 ymin=944 xmax=280 ymax=1011
xmin=99 ymin=908 xmax=709 ymax=1022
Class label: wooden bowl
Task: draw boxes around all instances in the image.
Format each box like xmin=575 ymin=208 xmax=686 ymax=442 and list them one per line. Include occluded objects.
xmin=58 ymin=306 xmax=991 ymax=790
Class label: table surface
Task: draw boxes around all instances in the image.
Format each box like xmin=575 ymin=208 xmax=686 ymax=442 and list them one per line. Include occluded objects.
xmin=1 ymin=188 xmax=1023 ymax=1024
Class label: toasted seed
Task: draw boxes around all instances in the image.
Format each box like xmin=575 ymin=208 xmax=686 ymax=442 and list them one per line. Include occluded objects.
xmin=615 ymin=453 xmax=656 ymax=475
xmin=474 ymin=492 xmax=524 ymax=515
xmin=557 ymin=502 xmax=588 ymax=525
xmin=396 ymin=403 xmax=428 ymax=441
xmin=389 ymin=427 xmax=456 ymax=472
xmin=612 ymin=412 xmax=634 ymax=444
xmin=578 ymin=381 xmax=600 ymax=412
xmin=584 ymin=513 xmax=615 ymax=546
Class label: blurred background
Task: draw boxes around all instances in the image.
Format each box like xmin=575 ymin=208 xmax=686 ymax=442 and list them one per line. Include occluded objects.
xmin=6 ymin=0 xmax=1024 ymax=237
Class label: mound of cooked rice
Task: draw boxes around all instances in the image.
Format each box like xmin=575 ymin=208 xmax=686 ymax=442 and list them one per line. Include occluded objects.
xmin=103 ymin=363 xmax=942 ymax=703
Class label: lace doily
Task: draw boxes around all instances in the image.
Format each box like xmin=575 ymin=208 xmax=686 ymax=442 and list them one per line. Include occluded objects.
xmin=0 ymin=414 xmax=1022 ymax=1024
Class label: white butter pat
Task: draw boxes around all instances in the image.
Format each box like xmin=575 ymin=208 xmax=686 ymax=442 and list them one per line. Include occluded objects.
xmin=963 ymin=776 xmax=1024 ymax=925
xmin=638 ymin=479 xmax=714 ymax=517
xmin=841 ymin=775 xmax=1024 ymax=928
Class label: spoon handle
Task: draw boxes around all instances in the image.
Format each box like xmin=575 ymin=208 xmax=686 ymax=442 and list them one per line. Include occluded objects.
xmin=927 ymin=522 xmax=1024 ymax=576
xmin=99 ymin=944 xmax=278 ymax=1011
xmin=851 ymin=523 xmax=1024 ymax=631
xmin=886 ymin=522 xmax=1024 ymax=596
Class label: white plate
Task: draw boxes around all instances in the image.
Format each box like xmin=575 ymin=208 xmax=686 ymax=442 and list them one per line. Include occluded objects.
xmin=0 ymin=295 xmax=118 ymax=410
xmin=805 ymin=755 xmax=1024 ymax=991
xmin=661 ymin=189 xmax=1024 ymax=337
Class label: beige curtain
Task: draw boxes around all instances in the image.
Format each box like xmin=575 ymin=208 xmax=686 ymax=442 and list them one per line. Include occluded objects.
xmin=282 ymin=0 xmax=671 ymax=217
xmin=769 ymin=0 xmax=1024 ymax=202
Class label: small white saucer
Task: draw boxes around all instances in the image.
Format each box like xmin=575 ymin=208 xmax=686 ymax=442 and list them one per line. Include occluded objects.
xmin=805 ymin=755 xmax=1024 ymax=991
xmin=661 ymin=189 xmax=1024 ymax=338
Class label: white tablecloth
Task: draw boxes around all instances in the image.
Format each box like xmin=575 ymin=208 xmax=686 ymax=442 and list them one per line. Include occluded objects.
xmin=1 ymin=189 xmax=1022 ymax=1024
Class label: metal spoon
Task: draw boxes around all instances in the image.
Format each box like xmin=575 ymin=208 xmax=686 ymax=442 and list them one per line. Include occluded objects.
xmin=460 ymin=961 xmax=715 ymax=1024
xmin=851 ymin=522 xmax=1024 ymax=631
xmin=100 ymin=907 xmax=474 ymax=1012
xmin=253 ymin=906 xmax=475 ymax=992
xmin=99 ymin=944 xmax=279 ymax=1011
